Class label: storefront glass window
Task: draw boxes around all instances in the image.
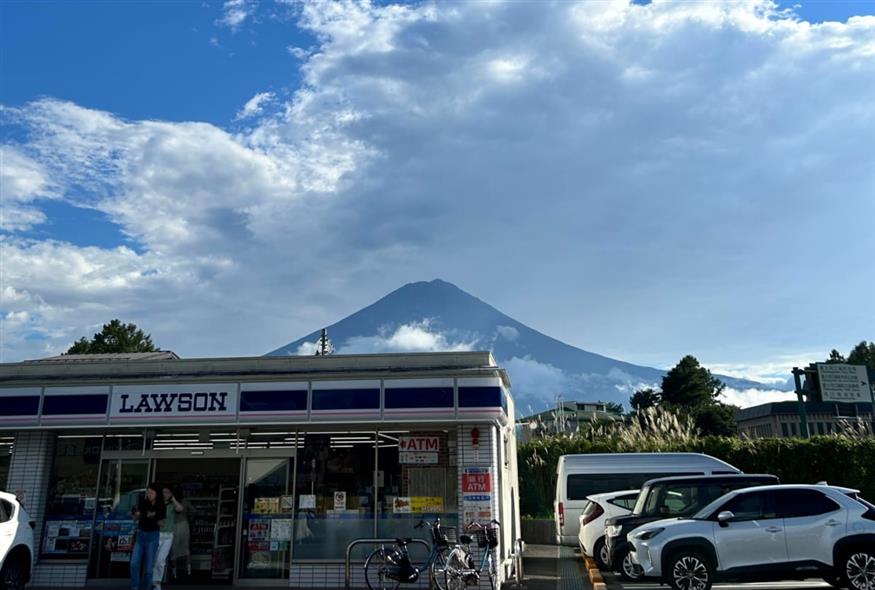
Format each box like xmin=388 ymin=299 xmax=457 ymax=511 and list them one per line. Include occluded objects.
xmin=293 ymin=432 xmax=375 ymax=560
xmin=89 ymin=458 xmax=150 ymax=579
xmin=240 ymin=458 xmax=293 ymax=579
xmin=41 ymin=436 xmax=102 ymax=560
xmin=376 ymin=430 xmax=457 ymax=545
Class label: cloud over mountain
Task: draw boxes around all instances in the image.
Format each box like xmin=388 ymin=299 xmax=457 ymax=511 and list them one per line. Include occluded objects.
xmin=1 ymin=1 xmax=871 ymax=377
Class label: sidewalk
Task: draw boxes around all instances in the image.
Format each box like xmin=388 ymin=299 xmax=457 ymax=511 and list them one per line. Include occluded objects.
xmin=516 ymin=544 xmax=589 ymax=590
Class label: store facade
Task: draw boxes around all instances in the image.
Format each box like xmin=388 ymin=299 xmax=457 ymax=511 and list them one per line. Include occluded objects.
xmin=0 ymin=352 xmax=520 ymax=588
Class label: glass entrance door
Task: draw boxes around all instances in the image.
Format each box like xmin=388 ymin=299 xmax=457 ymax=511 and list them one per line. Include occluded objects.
xmin=239 ymin=457 xmax=294 ymax=579
xmin=153 ymin=458 xmax=240 ymax=585
xmin=89 ymin=458 xmax=151 ymax=579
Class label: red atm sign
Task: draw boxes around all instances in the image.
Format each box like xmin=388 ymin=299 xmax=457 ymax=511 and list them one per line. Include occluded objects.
xmin=399 ymin=436 xmax=440 ymax=452
xmin=462 ymin=468 xmax=492 ymax=493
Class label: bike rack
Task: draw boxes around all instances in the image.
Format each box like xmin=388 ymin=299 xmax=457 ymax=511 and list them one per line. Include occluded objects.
xmin=344 ymin=537 xmax=431 ymax=590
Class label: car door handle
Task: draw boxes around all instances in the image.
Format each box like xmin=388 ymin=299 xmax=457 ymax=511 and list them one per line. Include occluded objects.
xmin=765 ymin=526 xmax=782 ymax=533
xmin=825 ymin=520 xmax=841 ymax=527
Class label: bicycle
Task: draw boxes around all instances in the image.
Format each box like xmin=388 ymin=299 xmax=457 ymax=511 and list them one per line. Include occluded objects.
xmin=444 ymin=520 xmax=501 ymax=590
xmin=364 ymin=517 xmax=456 ymax=590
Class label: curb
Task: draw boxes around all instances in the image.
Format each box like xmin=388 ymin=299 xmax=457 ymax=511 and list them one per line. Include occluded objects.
xmin=582 ymin=556 xmax=607 ymax=590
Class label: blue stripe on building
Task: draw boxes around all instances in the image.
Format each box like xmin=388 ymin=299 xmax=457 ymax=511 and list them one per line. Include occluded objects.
xmin=2 ymin=395 xmax=41 ymax=416
xmin=458 ymin=386 xmax=502 ymax=408
xmin=312 ymin=388 xmax=380 ymax=411
xmin=240 ymin=389 xmax=308 ymax=412
xmin=42 ymin=394 xmax=109 ymax=415
xmin=384 ymin=387 xmax=454 ymax=409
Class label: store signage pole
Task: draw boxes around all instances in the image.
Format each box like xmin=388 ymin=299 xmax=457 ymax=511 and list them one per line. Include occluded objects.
xmin=791 ymin=368 xmax=810 ymax=439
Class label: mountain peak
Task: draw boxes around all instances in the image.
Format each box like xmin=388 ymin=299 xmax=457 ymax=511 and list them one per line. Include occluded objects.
xmin=265 ymin=280 xmax=779 ymax=410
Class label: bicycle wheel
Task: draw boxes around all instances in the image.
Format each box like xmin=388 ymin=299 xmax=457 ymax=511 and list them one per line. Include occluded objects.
xmin=364 ymin=547 xmax=401 ymax=590
xmin=444 ymin=548 xmax=468 ymax=590
xmin=430 ymin=547 xmax=449 ymax=590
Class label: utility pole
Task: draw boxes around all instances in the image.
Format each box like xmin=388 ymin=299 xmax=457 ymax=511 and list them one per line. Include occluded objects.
xmin=315 ymin=328 xmax=334 ymax=356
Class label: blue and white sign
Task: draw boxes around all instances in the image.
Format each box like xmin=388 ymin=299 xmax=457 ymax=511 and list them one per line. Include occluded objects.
xmin=110 ymin=383 xmax=237 ymax=424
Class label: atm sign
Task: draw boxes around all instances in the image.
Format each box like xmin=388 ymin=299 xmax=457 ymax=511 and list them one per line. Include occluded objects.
xmin=462 ymin=468 xmax=492 ymax=493
xmin=399 ymin=436 xmax=440 ymax=452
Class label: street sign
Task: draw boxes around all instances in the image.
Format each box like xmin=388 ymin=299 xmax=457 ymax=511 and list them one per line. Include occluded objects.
xmin=817 ymin=363 xmax=871 ymax=403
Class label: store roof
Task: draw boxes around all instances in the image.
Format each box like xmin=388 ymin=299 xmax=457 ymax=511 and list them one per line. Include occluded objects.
xmin=25 ymin=351 xmax=180 ymax=363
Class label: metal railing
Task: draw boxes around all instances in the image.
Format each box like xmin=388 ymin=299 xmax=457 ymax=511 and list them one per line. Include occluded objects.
xmin=344 ymin=537 xmax=431 ymax=590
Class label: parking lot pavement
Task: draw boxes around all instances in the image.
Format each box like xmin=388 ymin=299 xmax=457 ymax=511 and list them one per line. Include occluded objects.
xmin=601 ymin=570 xmax=832 ymax=590
xmin=521 ymin=544 xmax=590 ymax=590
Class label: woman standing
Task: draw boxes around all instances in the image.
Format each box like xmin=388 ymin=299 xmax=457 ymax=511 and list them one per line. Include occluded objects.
xmin=170 ymin=491 xmax=194 ymax=579
xmin=130 ymin=483 xmax=166 ymax=590
xmin=152 ymin=486 xmax=183 ymax=590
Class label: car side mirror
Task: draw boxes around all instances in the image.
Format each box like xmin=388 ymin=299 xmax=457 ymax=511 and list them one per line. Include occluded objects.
xmin=717 ymin=511 xmax=735 ymax=527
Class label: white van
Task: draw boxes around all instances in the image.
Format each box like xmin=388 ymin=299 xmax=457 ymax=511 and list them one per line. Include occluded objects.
xmin=554 ymin=453 xmax=739 ymax=545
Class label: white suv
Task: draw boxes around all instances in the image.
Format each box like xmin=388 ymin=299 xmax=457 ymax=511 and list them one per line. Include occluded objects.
xmin=578 ymin=489 xmax=639 ymax=569
xmin=629 ymin=484 xmax=875 ymax=590
xmin=0 ymin=491 xmax=34 ymax=590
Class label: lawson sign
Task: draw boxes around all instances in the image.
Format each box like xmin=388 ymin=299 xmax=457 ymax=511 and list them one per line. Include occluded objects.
xmin=110 ymin=384 xmax=237 ymax=423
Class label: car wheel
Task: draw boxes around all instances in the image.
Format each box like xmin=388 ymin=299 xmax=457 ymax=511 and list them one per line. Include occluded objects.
xmin=1 ymin=557 xmax=29 ymax=590
xmin=619 ymin=549 xmax=644 ymax=582
xmin=666 ymin=551 xmax=713 ymax=590
xmin=843 ymin=549 xmax=875 ymax=590
xmin=593 ymin=538 xmax=610 ymax=571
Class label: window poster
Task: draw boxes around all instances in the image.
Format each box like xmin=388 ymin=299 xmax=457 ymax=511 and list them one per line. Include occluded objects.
xmin=254 ymin=497 xmax=280 ymax=514
xmin=333 ymin=491 xmax=347 ymax=511
xmin=270 ymin=518 xmax=292 ymax=541
xmin=248 ymin=519 xmax=270 ymax=541
xmin=411 ymin=497 xmax=444 ymax=513
xmin=42 ymin=519 xmax=93 ymax=556
xmin=299 ymin=494 xmax=316 ymax=509
xmin=393 ymin=497 xmax=411 ymax=513
xmin=281 ymin=495 xmax=295 ymax=512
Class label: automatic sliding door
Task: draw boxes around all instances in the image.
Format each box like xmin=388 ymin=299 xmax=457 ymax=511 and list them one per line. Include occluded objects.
xmin=239 ymin=457 xmax=294 ymax=579
xmin=89 ymin=459 xmax=150 ymax=579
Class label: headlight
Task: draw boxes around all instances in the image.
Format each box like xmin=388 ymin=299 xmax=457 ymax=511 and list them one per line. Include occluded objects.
xmin=633 ymin=527 xmax=664 ymax=541
xmin=606 ymin=525 xmax=623 ymax=537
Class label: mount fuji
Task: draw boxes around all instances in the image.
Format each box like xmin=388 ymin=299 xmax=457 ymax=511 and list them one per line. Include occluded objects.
xmin=265 ymin=279 xmax=780 ymax=412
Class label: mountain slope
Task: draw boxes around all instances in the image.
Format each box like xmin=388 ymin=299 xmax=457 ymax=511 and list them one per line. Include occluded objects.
xmin=265 ymin=279 xmax=778 ymax=411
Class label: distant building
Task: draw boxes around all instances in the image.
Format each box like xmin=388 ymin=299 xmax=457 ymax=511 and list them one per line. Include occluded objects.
xmin=517 ymin=400 xmax=623 ymax=442
xmin=736 ymin=401 xmax=874 ymax=438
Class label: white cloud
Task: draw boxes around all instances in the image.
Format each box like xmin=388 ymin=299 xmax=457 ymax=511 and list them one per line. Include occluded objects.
xmin=502 ymin=356 xmax=568 ymax=410
xmin=337 ymin=320 xmax=477 ymax=354
xmin=2 ymin=0 xmax=873 ymax=369
xmin=721 ymin=387 xmax=797 ymax=408
xmin=0 ymin=146 xmax=53 ymax=230
xmin=496 ymin=325 xmax=519 ymax=341
xmin=219 ymin=0 xmax=255 ymax=31
xmin=236 ymin=91 xmax=275 ymax=120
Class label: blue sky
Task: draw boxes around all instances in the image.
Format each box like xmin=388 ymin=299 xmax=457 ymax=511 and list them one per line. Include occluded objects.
xmin=1 ymin=0 xmax=874 ymax=402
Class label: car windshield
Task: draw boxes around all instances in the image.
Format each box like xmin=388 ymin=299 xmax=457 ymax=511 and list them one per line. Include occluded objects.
xmin=632 ymin=484 xmax=652 ymax=515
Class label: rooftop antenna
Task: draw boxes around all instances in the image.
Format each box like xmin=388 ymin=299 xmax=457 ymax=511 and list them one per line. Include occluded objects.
xmin=315 ymin=328 xmax=334 ymax=356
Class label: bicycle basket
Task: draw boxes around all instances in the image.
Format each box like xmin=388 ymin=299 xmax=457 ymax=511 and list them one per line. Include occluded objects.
xmin=432 ymin=525 xmax=457 ymax=547
xmin=475 ymin=526 xmax=499 ymax=549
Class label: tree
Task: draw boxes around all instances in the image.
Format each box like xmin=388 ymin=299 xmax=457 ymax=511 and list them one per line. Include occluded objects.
xmin=847 ymin=341 xmax=875 ymax=370
xmin=630 ymin=388 xmax=661 ymax=412
xmin=66 ymin=319 xmax=158 ymax=354
xmin=660 ymin=355 xmax=725 ymax=407
xmin=604 ymin=402 xmax=624 ymax=415
xmin=693 ymin=403 xmax=738 ymax=437
xmin=826 ymin=349 xmax=846 ymax=363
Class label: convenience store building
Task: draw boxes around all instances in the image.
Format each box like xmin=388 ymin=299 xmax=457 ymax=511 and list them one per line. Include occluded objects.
xmin=0 ymin=351 xmax=520 ymax=588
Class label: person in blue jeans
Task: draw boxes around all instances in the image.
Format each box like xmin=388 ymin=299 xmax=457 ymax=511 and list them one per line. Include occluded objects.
xmin=130 ymin=483 xmax=166 ymax=590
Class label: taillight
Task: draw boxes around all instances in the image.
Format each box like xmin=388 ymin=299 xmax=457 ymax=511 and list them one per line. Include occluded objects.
xmin=559 ymin=502 xmax=565 ymax=527
xmin=582 ymin=503 xmax=605 ymax=527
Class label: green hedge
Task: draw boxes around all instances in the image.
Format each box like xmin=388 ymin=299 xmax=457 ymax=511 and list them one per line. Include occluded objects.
xmin=518 ymin=435 xmax=875 ymax=517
